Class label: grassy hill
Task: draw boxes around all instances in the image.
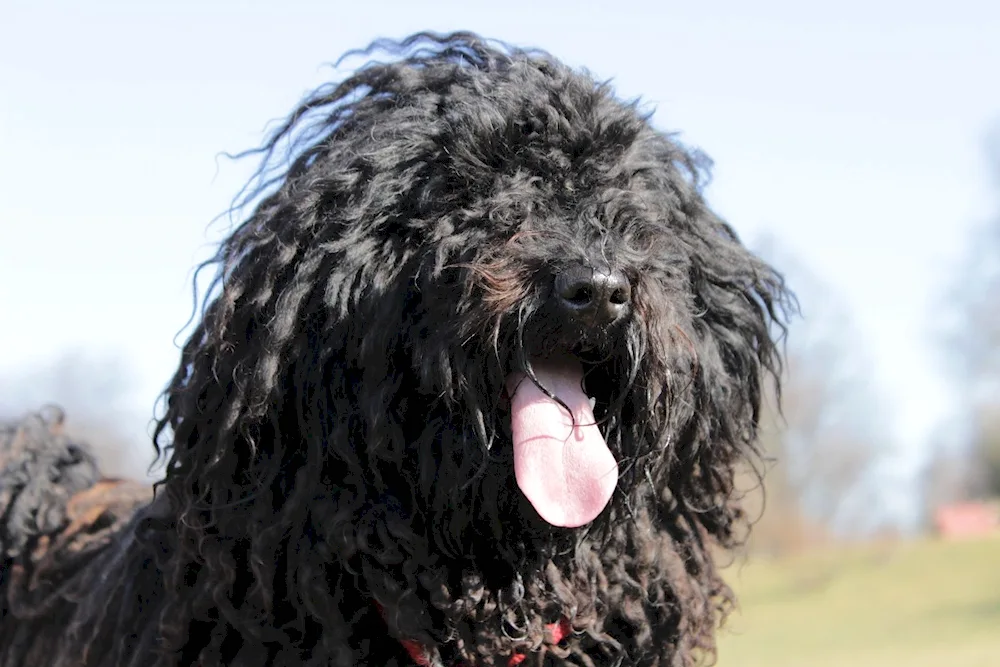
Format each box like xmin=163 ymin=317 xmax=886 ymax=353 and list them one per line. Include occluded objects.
xmin=716 ymin=535 xmax=1000 ymax=667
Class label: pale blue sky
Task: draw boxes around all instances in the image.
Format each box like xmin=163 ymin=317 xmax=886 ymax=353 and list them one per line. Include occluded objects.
xmin=2 ymin=0 xmax=998 ymax=523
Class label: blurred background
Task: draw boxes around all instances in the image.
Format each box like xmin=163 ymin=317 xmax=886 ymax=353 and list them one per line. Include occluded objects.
xmin=2 ymin=1 xmax=998 ymax=665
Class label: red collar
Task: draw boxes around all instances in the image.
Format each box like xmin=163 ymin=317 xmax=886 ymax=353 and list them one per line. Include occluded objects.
xmin=376 ymin=603 xmax=571 ymax=666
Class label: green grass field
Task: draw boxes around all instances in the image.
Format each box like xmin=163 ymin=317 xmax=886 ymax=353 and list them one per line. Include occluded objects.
xmin=716 ymin=535 xmax=1000 ymax=667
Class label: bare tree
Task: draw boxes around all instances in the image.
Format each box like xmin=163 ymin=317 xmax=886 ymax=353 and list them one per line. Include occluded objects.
xmin=742 ymin=236 xmax=890 ymax=555
xmin=931 ymin=127 xmax=1000 ymax=500
xmin=945 ymin=132 xmax=1000 ymax=393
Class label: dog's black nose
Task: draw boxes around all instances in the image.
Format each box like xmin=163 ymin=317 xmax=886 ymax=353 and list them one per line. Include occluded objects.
xmin=553 ymin=264 xmax=631 ymax=325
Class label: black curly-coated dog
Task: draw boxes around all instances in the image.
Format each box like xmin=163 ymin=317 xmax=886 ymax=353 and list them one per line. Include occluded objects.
xmin=0 ymin=32 xmax=791 ymax=667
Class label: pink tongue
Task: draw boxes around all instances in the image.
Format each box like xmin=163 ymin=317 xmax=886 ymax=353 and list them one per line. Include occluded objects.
xmin=506 ymin=357 xmax=619 ymax=527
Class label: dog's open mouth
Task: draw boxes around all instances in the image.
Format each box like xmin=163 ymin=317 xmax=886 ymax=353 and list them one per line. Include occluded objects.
xmin=504 ymin=354 xmax=619 ymax=528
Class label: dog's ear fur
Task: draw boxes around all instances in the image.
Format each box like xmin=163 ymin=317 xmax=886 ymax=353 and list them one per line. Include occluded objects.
xmin=665 ymin=157 xmax=792 ymax=548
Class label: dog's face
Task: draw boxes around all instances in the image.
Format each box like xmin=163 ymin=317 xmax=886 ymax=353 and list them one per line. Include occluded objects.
xmin=398 ymin=72 xmax=705 ymax=529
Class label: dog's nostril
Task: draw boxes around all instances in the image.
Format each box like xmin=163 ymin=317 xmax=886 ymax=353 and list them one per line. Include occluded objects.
xmin=561 ymin=282 xmax=595 ymax=307
xmin=609 ymin=285 xmax=630 ymax=306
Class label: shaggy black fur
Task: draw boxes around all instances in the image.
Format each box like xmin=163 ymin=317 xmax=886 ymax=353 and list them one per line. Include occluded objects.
xmin=0 ymin=32 xmax=792 ymax=667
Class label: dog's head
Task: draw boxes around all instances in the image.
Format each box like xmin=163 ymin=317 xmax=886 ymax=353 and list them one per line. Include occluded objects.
xmin=153 ymin=31 xmax=792 ymax=663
